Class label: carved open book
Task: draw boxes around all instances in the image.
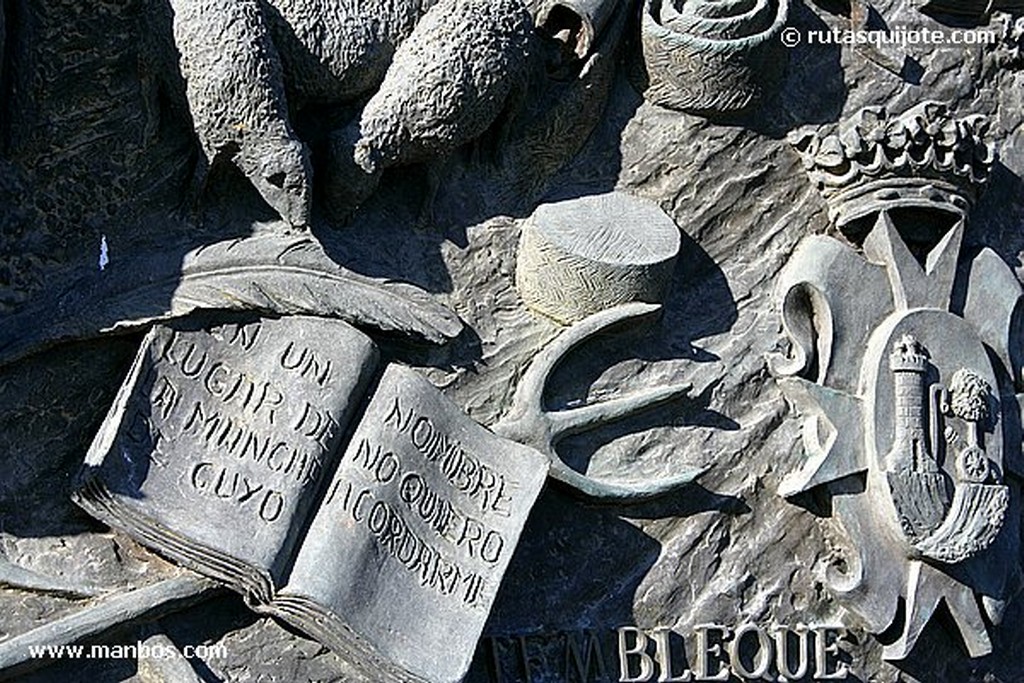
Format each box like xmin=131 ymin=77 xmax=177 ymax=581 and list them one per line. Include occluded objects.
xmin=73 ymin=316 xmax=548 ymax=683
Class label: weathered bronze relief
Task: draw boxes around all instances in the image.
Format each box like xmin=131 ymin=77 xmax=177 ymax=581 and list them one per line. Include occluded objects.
xmin=0 ymin=0 xmax=1023 ymax=681
xmin=638 ymin=0 xmax=790 ymax=113
xmin=774 ymin=101 xmax=1022 ymax=661
xmin=72 ymin=315 xmax=549 ymax=682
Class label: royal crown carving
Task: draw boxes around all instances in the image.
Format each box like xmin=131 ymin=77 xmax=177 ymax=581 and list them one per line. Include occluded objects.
xmin=788 ymin=102 xmax=995 ymax=229
xmin=772 ymin=100 xmax=1023 ymax=662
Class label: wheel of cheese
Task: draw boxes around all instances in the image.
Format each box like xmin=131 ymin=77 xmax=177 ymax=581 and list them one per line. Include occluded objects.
xmin=516 ymin=191 xmax=681 ymax=324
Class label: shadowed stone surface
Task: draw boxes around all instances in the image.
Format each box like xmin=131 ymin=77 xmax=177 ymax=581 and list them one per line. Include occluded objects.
xmin=0 ymin=0 xmax=1023 ymax=681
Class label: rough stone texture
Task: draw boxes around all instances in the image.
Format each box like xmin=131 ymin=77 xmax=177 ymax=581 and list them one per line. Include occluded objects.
xmin=516 ymin=192 xmax=681 ymax=324
xmin=171 ymin=0 xmax=312 ymax=227
xmin=324 ymin=0 xmax=534 ymax=217
xmin=265 ymin=0 xmax=433 ymax=107
xmin=1 ymin=0 xmax=1024 ymax=682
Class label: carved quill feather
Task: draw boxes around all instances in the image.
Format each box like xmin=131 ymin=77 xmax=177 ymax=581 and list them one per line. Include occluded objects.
xmin=0 ymin=235 xmax=462 ymax=368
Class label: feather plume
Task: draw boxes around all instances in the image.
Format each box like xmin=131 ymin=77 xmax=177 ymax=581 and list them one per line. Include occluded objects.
xmin=0 ymin=235 xmax=462 ymax=367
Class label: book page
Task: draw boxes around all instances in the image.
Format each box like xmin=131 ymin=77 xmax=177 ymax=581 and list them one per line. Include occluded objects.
xmin=280 ymin=363 xmax=548 ymax=683
xmin=77 ymin=315 xmax=379 ymax=588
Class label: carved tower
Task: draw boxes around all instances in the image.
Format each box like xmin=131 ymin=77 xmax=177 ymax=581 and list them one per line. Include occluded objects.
xmin=885 ymin=338 xmax=951 ymax=539
xmin=886 ymin=335 xmax=937 ymax=475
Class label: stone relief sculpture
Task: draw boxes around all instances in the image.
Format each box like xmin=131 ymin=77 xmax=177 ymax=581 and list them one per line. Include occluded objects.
xmin=788 ymin=102 xmax=992 ymax=230
xmin=638 ymin=0 xmax=789 ymax=113
xmin=515 ymin=191 xmax=680 ymax=324
xmin=918 ymin=0 xmax=1024 ymax=17
xmin=773 ymin=101 xmax=1022 ymax=660
xmin=507 ymin=192 xmax=708 ymax=501
xmin=172 ymin=0 xmax=533 ymax=226
xmin=324 ymin=0 xmax=534 ymax=221
xmin=883 ymin=336 xmax=1008 ymax=563
xmin=535 ymin=0 xmax=619 ymax=59
xmin=2 ymin=0 xmax=1024 ymax=680
xmin=511 ymin=192 xmax=703 ymax=501
xmin=70 ymin=315 xmax=549 ymax=683
xmin=0 ymin=234 xmax=463 ymax=368
xmin=168 ymin=0 xmax=625 ymax=227
xmin=494 ymin=302 xmax=701 ymax=501
xmin=171 ymin=0 xmax=314 ymax=228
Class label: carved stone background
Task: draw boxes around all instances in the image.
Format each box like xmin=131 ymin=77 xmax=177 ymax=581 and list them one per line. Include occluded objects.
xmin=1 ymin=0 xmax=1024 ymax=681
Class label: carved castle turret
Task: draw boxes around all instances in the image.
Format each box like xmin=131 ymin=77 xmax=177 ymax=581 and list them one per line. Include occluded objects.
xmin=885 ymin=335 xmax=950 ymax=539
xmin=887 ymin=335 xmax=938 ymax=475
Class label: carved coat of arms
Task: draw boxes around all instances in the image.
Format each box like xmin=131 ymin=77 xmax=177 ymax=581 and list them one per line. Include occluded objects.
xmin=772 ymin=101 xmax=1023 ymax=660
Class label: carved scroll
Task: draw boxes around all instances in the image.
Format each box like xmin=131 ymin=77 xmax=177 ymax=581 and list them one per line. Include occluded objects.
xmin=534 ymin=0 xmax=619 ymax=58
